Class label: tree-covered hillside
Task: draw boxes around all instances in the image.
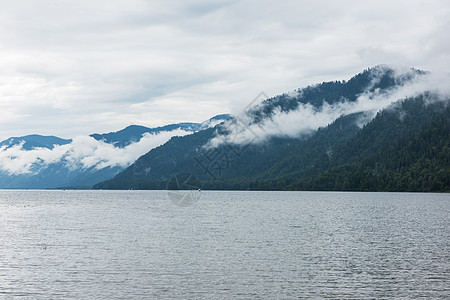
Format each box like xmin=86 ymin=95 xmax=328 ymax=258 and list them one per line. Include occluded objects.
xmin=94 ymin=66 xmax=450 ymax=192
xmin=247 ymin=96 xmax=450 ymax=192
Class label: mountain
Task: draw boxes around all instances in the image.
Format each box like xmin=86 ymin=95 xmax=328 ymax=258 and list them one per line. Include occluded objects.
xmin=0 ymin=115 xmax=229 ymax=189
xmin=94 ymin=66 xmax=450 ymax=192
xmin=0 ymin=135 xmax=72 ymax=150
xmin=2 ymin=66 xmax=448 ymax=191
xmin=90 ymin=124 xmax=199 ymax=148
xmin=251 ymin=95 xmax=450 ymax=191
xmin=90 ymin=115 xmax=231 ymax=147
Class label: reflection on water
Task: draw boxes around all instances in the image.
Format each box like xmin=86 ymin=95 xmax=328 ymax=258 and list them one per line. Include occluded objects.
xmin=0 ymin=190 xmax=449 ymax=299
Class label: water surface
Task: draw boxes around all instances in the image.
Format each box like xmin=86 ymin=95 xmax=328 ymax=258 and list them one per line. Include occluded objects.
xmin=0 ymin=190 xmax=449 ymax=299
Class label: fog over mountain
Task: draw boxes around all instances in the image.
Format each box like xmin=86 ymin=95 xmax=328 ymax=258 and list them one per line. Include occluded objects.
xmin=0 ymin=130 xmax=190 ymax=175
xmin=1 ymin=66 xmax=448 ymax=190
xmin=94 ymin=66 xmax=450 ymax=192
xmin=208 ymin=66 xmax=450 ymax=147
xmin=0 ymin=115 xmax=229 ymax=188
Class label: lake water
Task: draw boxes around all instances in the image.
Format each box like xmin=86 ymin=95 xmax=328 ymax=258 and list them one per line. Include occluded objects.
xmin=0 ymin=190 xmax=449 ymax=299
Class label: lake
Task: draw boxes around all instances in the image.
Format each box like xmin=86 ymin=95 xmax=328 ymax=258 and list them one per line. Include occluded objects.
xmin=0 ymin=190 xmax=449 ymax=299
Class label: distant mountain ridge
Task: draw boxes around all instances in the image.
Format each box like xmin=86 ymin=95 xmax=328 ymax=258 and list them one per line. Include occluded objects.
xmin=0 ymin=135 xmax=72 ymax=150
xmin=90 ymin=114 xmax=231 ymax=147
xmin=90 ymin=124 xmax=200 ymax=148
xmin=0 ymin=114 xmax=230 ymax=189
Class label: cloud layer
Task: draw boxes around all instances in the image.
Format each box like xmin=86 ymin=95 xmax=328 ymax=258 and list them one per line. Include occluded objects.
xmin=0 ymin=0 xmax=449 ymax=140
xmin=0 ymin=129 xmax=190 ymax=175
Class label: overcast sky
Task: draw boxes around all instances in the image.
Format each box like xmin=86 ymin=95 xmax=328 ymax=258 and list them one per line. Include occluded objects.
xmin=0 ymin=0 xmax=449 ymax=141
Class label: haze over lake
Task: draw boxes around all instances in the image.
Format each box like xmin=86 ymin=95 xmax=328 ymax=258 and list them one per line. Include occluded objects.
xmin=1 ymin=190 xmax=448 ymax=299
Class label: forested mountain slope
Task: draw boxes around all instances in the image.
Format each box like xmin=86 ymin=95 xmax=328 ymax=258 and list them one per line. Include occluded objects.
xmin=95 ymin=66 xmax=450 ymax=191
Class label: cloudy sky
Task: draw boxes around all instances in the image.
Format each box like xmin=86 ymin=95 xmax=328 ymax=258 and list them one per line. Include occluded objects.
xmin=0 ymin=0 xmax=449 ymax=141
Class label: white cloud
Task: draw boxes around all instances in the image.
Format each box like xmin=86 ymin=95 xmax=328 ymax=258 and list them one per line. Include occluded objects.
xmin=0 ymin=142 xmax=64 ymax=175
xmin=0 ymin=129 xmax=191 ymax=175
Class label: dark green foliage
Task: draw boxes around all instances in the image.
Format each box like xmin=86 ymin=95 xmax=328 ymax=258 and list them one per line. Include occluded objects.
xmin=264 ymin=97 xmax=450 ymax=192
xmin=166 ymin=172 xmax=201 ymax=190
xmin=95 ymin=128 xmax=216 ymax=189
xmin=95 ymin=95 xmax=450 ymax=192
